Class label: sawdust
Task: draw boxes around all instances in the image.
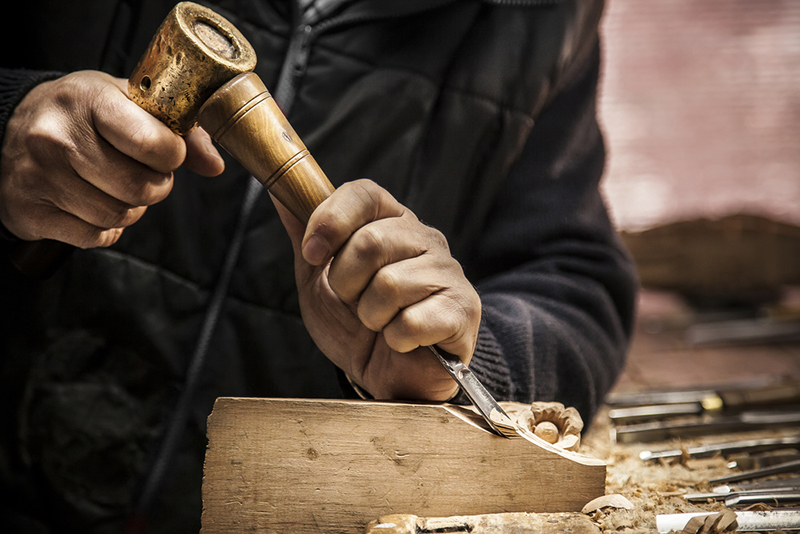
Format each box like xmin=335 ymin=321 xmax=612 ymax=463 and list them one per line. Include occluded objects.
xmin=580 ymin=407 xmax=799 ymax=533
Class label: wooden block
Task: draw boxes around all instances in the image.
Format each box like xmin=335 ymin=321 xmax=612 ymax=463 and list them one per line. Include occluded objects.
xmin=200 ymin=397 xmax=606 ymax=534
xmin=365 ymin=512 xmax=601 ymax=534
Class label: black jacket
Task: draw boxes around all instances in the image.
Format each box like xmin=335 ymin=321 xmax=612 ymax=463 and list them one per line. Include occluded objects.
xmin=0 ymin=1 xmax=637 ymax=532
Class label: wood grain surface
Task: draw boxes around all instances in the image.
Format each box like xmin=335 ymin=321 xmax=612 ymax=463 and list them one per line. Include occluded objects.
xmin=200 ymin=398 xmax=606 ymax=534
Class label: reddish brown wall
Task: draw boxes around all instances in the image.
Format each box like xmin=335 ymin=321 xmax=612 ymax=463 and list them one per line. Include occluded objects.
xmin=598 ymin=0 xmax=800 ymax=231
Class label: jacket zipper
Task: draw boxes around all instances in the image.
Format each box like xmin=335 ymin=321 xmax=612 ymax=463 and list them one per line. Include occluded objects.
xmin=273 ymin=22 xmax=314 ymax=111
xmin=274 ymin=1 xmax=464 ymax=114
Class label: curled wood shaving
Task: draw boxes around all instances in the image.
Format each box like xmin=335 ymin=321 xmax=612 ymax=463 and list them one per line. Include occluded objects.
xmin=680 ymin=509 xmax=737 ymax=534
xmin=505 ymin=401 xmax=584 ymax=451
xmin=581 ymin=493 xmax=635 ymax=514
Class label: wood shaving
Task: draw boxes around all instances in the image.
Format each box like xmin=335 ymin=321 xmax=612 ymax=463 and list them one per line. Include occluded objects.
xmin=582 ymin=494 xmax=635 ymax=513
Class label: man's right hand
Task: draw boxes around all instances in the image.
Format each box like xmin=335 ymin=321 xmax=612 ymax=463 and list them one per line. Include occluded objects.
xmin=0 ymin=70 xmax=224 ymax=248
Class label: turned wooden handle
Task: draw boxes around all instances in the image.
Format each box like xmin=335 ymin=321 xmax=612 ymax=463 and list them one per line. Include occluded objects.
xmin=198 ymin=72 xmax=335 ymax=224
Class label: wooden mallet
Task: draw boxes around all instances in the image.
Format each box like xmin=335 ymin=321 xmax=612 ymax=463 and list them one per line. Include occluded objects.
xmin=129 ymin=1 xmax=335 ymax=223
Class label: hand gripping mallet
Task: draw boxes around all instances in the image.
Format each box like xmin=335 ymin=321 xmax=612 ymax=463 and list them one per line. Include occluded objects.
xmin=9 ymin=1 xmax=332 ymax=277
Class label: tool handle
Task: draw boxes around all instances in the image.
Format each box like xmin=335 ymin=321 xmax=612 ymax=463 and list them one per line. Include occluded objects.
xmin=198 ymin=72 xmax=335 ymax=223
xmin=719 ymin=382 xmax=800 ymax=410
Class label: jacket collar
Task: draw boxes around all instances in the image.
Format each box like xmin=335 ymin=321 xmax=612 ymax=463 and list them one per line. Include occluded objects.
xmin=338 ymin=0 xmax=462 ymax=19
xmin=332 ymin=0 xmax=561 ymax=20
xmin=298 ymin=0 xmax=561 ymax=29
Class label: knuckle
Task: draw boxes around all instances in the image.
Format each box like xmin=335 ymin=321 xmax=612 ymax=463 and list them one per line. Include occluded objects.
xmin=350 ymin=178 xmax=380 ymax=198
xmin=395 ymin=307 xmax=425 ymax=340
xmin=371 ymin=268 xmax=403 ymax=303
xmin=326 ymin=269 xmax=357 ymax=303
xmin=98 ymin=204 xmax=143 ymax=229
xmin=350 ymin=225 xmax=386 ymax=264
xmin=128 ymin=123 xmax=183 ymax=170
xmin=75 ymin=226 xmax=118 ymax=249
xmin=121 ymin=172 xmax=173 ymax=206
xmin=50 ymin=76 xmax=86 ymax=113
xmin=421 ymin=223 xmax=448 ymax=251
xmin=25 ymin=116 xmax=73 ymax=162
xmin=357 ymin=305 xmax=384 ymax=333
xmin=347 ymin=178 xmax=380 ymax=196
xmin=346 ymin=178 xmax=399 ymax=212
xmin=381 ymin=325 xmax=410 ymax=354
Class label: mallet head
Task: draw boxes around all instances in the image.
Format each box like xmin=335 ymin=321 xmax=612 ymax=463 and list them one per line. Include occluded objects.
xmin=128 ymin=1 xmax=256 ymax=135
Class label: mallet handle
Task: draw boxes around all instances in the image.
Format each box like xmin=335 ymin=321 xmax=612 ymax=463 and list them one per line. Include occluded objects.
xmin=198 ymin=72 xmax=335 ymax=223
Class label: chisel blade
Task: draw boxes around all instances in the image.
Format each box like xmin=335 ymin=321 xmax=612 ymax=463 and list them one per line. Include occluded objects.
xmin=428 ymin=345 xmax=517 ymax=438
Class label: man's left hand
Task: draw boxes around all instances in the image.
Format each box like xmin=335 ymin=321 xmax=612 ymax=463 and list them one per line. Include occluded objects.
xmin=272 ymin=179 xmax=481 ymax=401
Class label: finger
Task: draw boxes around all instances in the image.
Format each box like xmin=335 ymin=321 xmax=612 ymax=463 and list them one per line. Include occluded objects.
xmin=45 ymin=166 xmax=149 ymax=230
xmin=183 ymin=127 xmax=225 ymax=177
xmin=327 ymin=213 xmax=435 ymax=303
xmin=301 ymin=179 xmax=405 ymax=266
xmin=29 ymin=205 xmax=126 ymax=249
xmin=94 ymin=75 xmax=187 ymax=174
xmin=68 ymin=136 xmax=174 ymax=208
xmin=362 ymin=342 xmax=460 ymax=401
xmin=382 ymin=291 xmax=479 ymax=363
xmin=354 ymin=253 xmax=454 ymax=332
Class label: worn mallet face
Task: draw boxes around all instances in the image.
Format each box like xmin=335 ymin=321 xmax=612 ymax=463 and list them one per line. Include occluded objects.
xmin=128 ymin=1 xmax=257 ymax=135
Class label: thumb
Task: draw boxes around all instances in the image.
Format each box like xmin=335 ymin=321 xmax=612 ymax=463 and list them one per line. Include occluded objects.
xmin=183 ymin=127 xmax=225 ymax=177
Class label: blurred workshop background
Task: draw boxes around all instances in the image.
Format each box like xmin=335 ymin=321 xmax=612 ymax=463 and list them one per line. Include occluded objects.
xmin=596 ymin=0 xmax=800 ymax=394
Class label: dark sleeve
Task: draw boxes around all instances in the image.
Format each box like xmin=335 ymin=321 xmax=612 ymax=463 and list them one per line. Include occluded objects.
xmin=0 ymin=68 xmax=63 ymax=149
xmin=463 ymin=42 xmax=639 ymax=424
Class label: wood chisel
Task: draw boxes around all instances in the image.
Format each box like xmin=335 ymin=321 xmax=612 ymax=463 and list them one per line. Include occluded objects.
xmin=428 ymin=346 xmax=515 ymax=437
xmin=709 ymin=458 xmax=800 ymax=485
xmin=685 ymin=484 xmax=800 ymax=503
xmin=639 ymin=434 xmax=800 ymax=461
xmin=727 ymin=452 xmax=800 ymax=471
xmin=714 ymin=476 xmax=800 ymax=494
xmin=612 ymin=406 xmax=800 ymax=443
xmin=609 ymin=380 xmax=800 ymax=424
xmin=657 ymin=510 xmax=800 ymax=533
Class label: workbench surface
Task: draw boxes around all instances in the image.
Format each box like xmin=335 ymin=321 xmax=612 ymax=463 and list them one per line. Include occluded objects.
xmin=580 ymin=289 xmax=800 ymax=533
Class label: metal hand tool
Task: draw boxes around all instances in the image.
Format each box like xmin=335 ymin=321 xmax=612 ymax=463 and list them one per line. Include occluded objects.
xmin=715 ymin=476 xmax=800 ymax=494
xmin=727 ymin=452 xmax=800 ymax=471
xmin=609 ymin=379 xmax=800 ymax=424
xmin=612 ymin=407 xmax=800 ymax=443
xmin=639 ymin=434 xmax=800 ymax=461
xmin=428 ymin=346 xmax=515 ymax=437
xmin=725 ymin=492 xmax=800 ymax=507
xmin=684 ymin=483 xmax=800 ymax=503
xmin=657 ymin=510 xmax=800 ymax=533
xmin=709 ymin=458 xmax=800 ymax=485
